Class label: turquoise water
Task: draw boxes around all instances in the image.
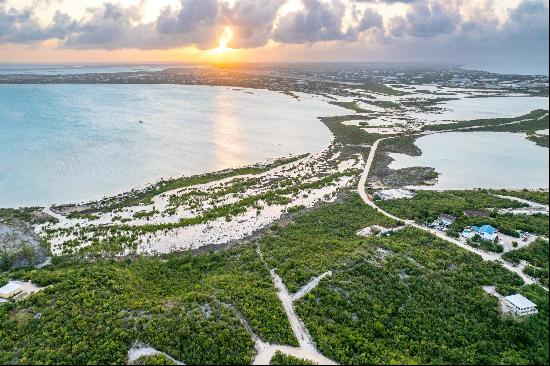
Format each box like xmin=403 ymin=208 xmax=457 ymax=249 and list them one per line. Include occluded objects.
xmin=0 ymin=64 xmax=171 ymax=75
xmin=0 ymin=85 xmax=340 ymax=208
xmin=389 ymin=132 xmax=549 ymax=190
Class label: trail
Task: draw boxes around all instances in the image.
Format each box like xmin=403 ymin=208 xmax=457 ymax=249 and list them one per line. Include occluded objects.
xmin=292 ymin=271 xmax=333 ymax=302
xmin=358 ymin=120 xmax=549 ymax=291
xmin=494 ymin=194 xmax=549 ymax=211
xmin=127 ymin=343 xmax=185 ymax=365
xmin=250 ymin=244 xmax=338 ymax=365
xmin=269 ymin=269 xmax=317 ymax=351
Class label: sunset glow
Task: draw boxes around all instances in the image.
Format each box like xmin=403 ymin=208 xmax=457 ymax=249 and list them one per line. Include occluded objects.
xmin=208 ymin=27 xmax=235 ymax=56
xmin=0 ymin=0 xmax=548 ymax=66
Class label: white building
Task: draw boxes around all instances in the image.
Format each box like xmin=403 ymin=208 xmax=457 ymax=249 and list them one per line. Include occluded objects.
xmin=0 ymin=281 xmax=23 ymax=299
xmin=504 ymin=294 xmax=538 ymax=316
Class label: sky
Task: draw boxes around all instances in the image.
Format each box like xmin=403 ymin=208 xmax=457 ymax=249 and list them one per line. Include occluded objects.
xmin=0 ymin=0 xmax=548 ymax=66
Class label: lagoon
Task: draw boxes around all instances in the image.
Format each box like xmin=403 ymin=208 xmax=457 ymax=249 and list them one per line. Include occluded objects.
xmin=389 ymin=132 xmax=549 ymax=190
xmin=0 ymin=85 xmax=341 ymax=208
xmin=411 ymin=96 xmax=549 ymax=124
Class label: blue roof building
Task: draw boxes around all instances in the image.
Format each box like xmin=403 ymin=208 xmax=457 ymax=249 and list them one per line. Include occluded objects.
xmin=471 ymin=225 xmax=498 ymax=240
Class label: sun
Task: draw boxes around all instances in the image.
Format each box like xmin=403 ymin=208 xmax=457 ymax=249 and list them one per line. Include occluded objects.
xmin=208 ymin=26 xmax=235 ymax=55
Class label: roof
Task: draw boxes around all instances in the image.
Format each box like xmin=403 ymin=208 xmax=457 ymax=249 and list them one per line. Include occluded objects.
xmin=439 ymin=214 xmax=456 ymax=222
xmin=505 ymin=294 xmax=537 ymax=309
xmin=479 ymin=225 xmax=496 ymax=235
xmin=0 ymin=282 xmax=22 ymax=296
xmin=472 ymin=225 xmax=496 ymax=235
xmin=464 ymin=210 xmax=491 ymax=217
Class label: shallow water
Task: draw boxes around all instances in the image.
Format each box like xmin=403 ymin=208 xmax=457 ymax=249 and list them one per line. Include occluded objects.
xmin=0 ymin=64 xmax=170 ymax=75
xmin=461 ymin=63 xmax=549 ymax=76
xmin=411 ymin=96 xmax=549 ymax=123
xmin=1 ymin=85 xmax=342 ymax=208
xmin=389 ymin=132 xmax=549 ymax=190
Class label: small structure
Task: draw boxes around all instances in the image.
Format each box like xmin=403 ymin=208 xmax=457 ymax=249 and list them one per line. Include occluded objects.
xmin=464 ymin=210 xmax=491 ymax=218
xmin=461 ymin=228 xmax=475 ymax=239
xmin=0 ymin=281 xmax=23 ymax=299
xmin=438 ymin=214 xmax=457 ymax=226
xmin=504 ymin=294 xmax=538 ymax=316
xmin=462 ymin=225 xmax=497 ymax=241
xmin=431 ymin=214 xmax=456 ymax=230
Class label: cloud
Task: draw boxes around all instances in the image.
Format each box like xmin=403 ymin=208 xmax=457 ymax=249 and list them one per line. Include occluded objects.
xmin=503 ymin=0 xmax=549 ymax=42
xmin=156 ymin=0 xmax=219 ymax=35
xmin=388 ymin=1 xmax=460 ymax=38
xmin=353 ymin=0 xmax=418 ymax=3
xmin=0 ymin=3 xmax=77 ymax=43
xmin=356 ymin=7 xmax=383 ymax=33
xmin=222 ymin=0 xmax=285 ymax=48
xmin=273 ymin=0 xmax=350 ymax=43
xmin=0 ymin=0 xmax=548 ymax=67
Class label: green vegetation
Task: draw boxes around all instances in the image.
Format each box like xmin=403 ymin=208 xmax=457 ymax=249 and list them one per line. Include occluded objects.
xmin=446 ymin=213 xmax=549 ymax=239
xmin=368 ymin=135 xmax=441 ymax=187
xmin=258 ymin=193 xmax=547 ymax=364
xmin=330 ymin=101 xmax=370 ymax=113
xmin=320 ymin=116 xmax=383 ymax=145
xmin=2 ymin=193 xmax=548 ymax=364
xmin=495 ymin=189 xmax=549 ymax=205
xmin=423 ymin=109 xmax=549 ymax=133
xmin=0 ymin=243 xmax=41 ymax=271
xmin=0 ymin=208 xmax=57 ymax=225
xmin=261 ymin=194 xmax=397 ymax=292
xmin=526 ymin=133 xmax=549 ymax=148
xmin=270 ymin=351 xmax=315 ymax=365
xmin=67 ymin=212 xmax=100 ymax=220
xmin=466 ymin=235 xmax=504 ymax=253
xmin=49 ymin=171 xmax=357 ymax=255
xmin=133 ymin=210 xmax=160 ymax=220
xmin=57 ymin=155 xmax=308 ymax=214
xmin=503 ymin=239 xmax=549 ymax=286
xmin=3 ymin=94 xmax=548 ymax=365
xmin=358 ymin=83 xmax=407 ymax=96
xmin=377 ymin=190 xmax=549 ymax=239
xmin=376 ymin=190 xmax=524 ymax=223
xmin=0 ymin=245 xmax=296 ymax=364
xmin=131 ymin=354 xmax=177 ymax=365
xmin=370 ymin=100 xmax=401 ymax=109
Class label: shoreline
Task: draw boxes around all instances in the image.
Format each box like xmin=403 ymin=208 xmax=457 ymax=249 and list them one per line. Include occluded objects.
xmin=1 ymin=85 xmax=342 ymax=210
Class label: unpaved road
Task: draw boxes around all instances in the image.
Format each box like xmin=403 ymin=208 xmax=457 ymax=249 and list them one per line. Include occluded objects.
xmin=358 ymin=133 xmax=548 ymax=290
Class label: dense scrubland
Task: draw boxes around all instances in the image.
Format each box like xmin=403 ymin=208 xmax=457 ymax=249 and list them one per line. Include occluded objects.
xmin=377 ymin=190 xmax=549 ymax=238
xmin=1 ymin=194 xmax=547 ymax=364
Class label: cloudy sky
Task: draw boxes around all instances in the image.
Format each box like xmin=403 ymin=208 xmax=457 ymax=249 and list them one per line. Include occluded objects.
xmin=0 ymin=0 xmax=548 ymax=66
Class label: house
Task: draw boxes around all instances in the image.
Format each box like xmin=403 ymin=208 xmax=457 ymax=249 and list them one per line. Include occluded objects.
xmin=430 ymin=214 xmax=456 ymax=231
xmin=462 ymin=225 xmax=498 ymax=241
xmin=464 ymin=210 xmax=491 ymax=218
xmin=438 ymin=214 xmax=456 ymax=227
xmin=504 ymin=294 xmax=538 ymax=316
xmin=474 ymin=225 xmax=498 ymax=241
xmin=0 ymin=281 xmax=23 ymax=299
